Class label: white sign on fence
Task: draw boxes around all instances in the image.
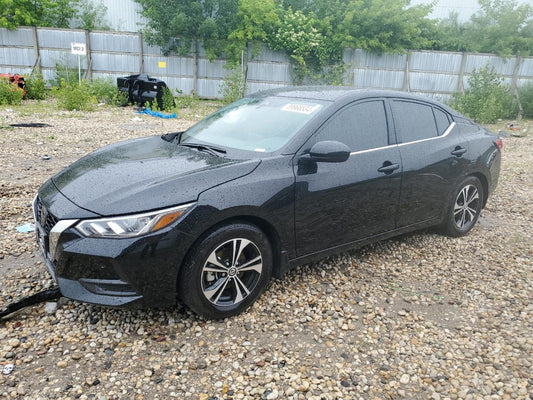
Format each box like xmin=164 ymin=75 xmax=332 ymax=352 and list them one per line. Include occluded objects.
xmin=70 ymin=42 xmax=86 ymax=85
xmin=71 ymin=42 xmax=86 ymax=56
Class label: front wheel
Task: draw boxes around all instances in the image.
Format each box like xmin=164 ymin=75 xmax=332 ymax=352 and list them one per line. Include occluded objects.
xmin=178 ymin=222 xmax=272 ymax=319
xmin=441 ymin=176 xmax=484 ymax=237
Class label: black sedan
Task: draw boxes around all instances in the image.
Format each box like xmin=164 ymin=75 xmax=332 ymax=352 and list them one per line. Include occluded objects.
xmin=33 ymin=88 xmax=502 ymax=319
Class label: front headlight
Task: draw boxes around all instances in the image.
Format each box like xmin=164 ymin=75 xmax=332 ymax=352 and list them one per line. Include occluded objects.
xmin=75 ymin=203 xmax=194 ymax=238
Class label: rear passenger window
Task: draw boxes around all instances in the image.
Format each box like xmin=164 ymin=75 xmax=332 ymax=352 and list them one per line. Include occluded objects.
xmin=392 ymin=101 xmax=438 ymax=143
xmin=434 ymin=108 xmax=450 ymax=135
xmin=318 ymin=100 xmax=389 ymax=152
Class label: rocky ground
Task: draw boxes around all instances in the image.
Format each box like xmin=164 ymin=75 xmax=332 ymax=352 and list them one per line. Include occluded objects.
xmin=0 ymin=102 xmax=531 ymax=400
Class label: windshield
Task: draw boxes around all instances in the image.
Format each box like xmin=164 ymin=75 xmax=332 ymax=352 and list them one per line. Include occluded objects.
xmin=180 ymin=97 xmax=324 ymax=153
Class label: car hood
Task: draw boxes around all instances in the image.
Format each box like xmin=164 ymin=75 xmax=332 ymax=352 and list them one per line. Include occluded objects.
xmin=51 ymin=135 xmax=260 ymax=216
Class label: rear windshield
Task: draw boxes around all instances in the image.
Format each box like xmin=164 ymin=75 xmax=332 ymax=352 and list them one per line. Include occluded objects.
xmin=181 ymin=97 xmax=324 ymax=153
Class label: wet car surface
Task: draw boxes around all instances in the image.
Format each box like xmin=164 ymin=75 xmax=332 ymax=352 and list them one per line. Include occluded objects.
xmin=34 ymin=87 xmax=502 ymax=319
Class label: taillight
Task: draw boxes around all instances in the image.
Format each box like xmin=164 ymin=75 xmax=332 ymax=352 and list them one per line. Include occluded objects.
xmin=495 ymin=139 xmax=503 ymax=150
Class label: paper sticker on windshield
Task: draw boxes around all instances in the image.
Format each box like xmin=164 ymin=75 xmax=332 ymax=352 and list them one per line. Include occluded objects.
xmin=281 ymin=103 xmax=321 ymax=114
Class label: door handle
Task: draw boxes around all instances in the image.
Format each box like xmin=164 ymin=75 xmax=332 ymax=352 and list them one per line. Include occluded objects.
xmin=451 ymin=146 xmax=467 ymax=157
xmin=377 ymin=162 xmax=400 ymax=174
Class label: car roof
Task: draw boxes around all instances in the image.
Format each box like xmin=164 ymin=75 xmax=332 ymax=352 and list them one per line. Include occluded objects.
xmin=250 ymin=86 xmax=463 ymax=117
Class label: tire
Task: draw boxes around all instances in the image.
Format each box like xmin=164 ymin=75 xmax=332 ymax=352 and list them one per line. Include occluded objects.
xmin=441 ymin=176 xmax=484 ymax=237
xmin=178 ymin=222 xmax=272 ymax=319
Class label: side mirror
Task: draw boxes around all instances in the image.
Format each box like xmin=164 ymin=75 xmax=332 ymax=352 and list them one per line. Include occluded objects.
xmin=301 ymin=140 xmax=351 ymax=163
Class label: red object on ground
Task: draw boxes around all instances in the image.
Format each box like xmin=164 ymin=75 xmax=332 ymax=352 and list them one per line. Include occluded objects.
xmin=0 ymin=73 xmax=26 ymax=97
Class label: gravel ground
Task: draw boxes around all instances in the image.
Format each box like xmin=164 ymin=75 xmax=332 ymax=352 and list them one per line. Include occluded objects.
xmin=0 ymin=102 xmax=531 ymax=400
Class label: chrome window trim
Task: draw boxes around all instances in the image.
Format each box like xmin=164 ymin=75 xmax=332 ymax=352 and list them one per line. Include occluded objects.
xmin=397 ymin=121 xmax=456 ymax=147
xmin=350 ymin=144 xmax=398 ymax=156
xmin=348 ymin=122 xmax=456 ymax=156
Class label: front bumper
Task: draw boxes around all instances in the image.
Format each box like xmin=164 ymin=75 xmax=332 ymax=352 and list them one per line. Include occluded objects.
xmin=33 ymin=195 xmax=195 ymax=308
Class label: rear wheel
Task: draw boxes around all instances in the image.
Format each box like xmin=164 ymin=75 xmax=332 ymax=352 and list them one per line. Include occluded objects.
xmin=441 ymin=176 xmax=483 ymax=237
xmin=178 ymin=222 xmax=272 ymax=319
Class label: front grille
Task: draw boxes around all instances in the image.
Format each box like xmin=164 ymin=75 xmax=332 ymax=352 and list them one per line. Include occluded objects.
xmin=36 ymin=197 xmax=59 ymax=234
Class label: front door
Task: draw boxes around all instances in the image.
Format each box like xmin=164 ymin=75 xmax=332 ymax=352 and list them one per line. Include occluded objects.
xmin=294 ymin=100 xmax=402 ymax=256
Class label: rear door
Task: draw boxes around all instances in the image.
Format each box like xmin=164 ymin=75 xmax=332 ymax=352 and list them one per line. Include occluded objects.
xmin=294 ymin=99 xmax=402 ymax=256
xmin=391 ymin=99 xmax=469 ymax=227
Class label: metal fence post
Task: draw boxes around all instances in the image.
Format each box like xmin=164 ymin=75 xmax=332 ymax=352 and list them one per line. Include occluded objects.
xmin=511 ymin=56 xmax=522 ymax=91
xmin=193 ymin=39 xmax=199 ymax=95
xmin=84 ymin=30 xmax=92 ymax=80
xmin=351 ymin=49 xmax=357 ymax=87
xmin=457 ymin=52 xmax=467 ymax=92
xmin=403 ymin=52 xmax=411 ymax=92
xmin=511 ymin=56 xmax=523 ymax=120
xmin=138 ymin=32 xmax=144 ymax=73
xmin=31 ymin=27 xmax=41 ymax=74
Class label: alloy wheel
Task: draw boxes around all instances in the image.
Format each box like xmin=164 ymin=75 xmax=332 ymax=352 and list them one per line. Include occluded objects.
xmin=453 ymin=184 xmax=480 ymax=230
xmin=201 ymin=238 xmax=263 ymax=307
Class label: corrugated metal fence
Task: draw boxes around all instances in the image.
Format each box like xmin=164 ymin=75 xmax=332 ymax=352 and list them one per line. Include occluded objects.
xmin=1 ymin=27 xmax=532 ymax=101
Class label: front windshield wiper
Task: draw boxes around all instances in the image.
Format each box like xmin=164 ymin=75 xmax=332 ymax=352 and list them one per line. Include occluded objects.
xmin=179 ymin=142 xmax=227 ymax=157
xmin=165 ymin=131 xmax=227 ymax=157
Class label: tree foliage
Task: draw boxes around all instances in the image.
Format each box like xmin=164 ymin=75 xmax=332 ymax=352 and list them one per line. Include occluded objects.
xmin=268 ymin=8 xmax=326 ymax=82
xmin=338 ymin=0 xmax=436 ymax=53
xmin=133 ymin=0 xmax=437 ymax=60
xmin=436 ymin=0 xmax=533 ymax=56
xmin=74 ymin=1 xmax=109 ymax=31
xmin=0 ymin=0 xmax=80 ymax=29
xmin=226 ymin=0 xmax=279 ymax=63
xmin=130 ymin=0 xmax=437 ymax=83
xmin=134 ymin=0 xmax=239 ymax=58
xmin=434 ymin=11 xmax=472 ymax=52
xmin=267 ymin=0 xmax=436 ymax=82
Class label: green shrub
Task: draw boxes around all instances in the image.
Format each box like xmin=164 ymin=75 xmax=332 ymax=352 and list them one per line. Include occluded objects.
xmin=86 ymin=77 xmax=130 ymax=106
xmin=161 ymin=86 xmax=175 ymax=111
xmin=53 ymin=79 xmax=97 ymax=111
xmin=0 ymin=78 xmax=24 ymax=105
xmin=141 ymin=89 xmax=175 ymax=112
xmin=24 ymin=69 xmax=47 ymax=100
xmin=87 ymin=78 xmax=118 ymax=105
xmin=143 ymin=99 xmax=158 ymax=111
xmin=451 ymin=66 xmax=518 ymax=123
xmin=175 ymin=92 xmax=199 ymax=109
xmin=115 ymin=90 xmax=129 ymax=107
xmin=219 ymin=67 xmax=246 ymax=105
xmin=518 ymin=83 xmax=533 ymax=119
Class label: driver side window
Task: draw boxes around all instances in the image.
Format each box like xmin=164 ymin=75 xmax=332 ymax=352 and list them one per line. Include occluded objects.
xmin=317 ymin=100 xmax=390 ymax=152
